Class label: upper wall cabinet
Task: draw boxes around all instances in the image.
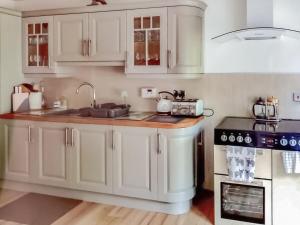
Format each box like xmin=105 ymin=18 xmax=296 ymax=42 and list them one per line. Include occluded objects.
xmin=89 ymin=11 xmax=126 ymax=62
xmin=54 ymin=11 xmax=126 ymax=63
xmin=23 ymin=16 xmax=54 ymax=74
xmin=54 ymin=14 xmax=89 ymax=62
xmin=126 ymin=8 xmax=168 ymax=74
xmin=22 ymin=0 xmax=207 ymax=76
xmin=125 ymin=6 xmax=205 ymax=76
xmin=167 ymin=6 xmax=204 ymax=74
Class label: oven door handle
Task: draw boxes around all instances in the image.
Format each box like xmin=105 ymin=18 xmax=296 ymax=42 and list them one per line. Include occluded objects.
xmin=221 ymin=177 xmax=264 ymax=187
xmin=222 ymin=147 xmax=264 ymax=156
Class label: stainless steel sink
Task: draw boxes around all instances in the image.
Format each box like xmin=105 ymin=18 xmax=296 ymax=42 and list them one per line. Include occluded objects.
xmin=45 ymin=104 xmax=130 ymax=118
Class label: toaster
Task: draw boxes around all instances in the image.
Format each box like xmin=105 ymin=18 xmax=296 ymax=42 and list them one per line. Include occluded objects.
xmin=171 ymin=99 xmax=204 ymax=117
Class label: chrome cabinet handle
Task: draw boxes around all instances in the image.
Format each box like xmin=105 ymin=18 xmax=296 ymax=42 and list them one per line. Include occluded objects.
xmin=28 ymin=126 xmax=32 ymax=143
xmin=82 ymin=40 xmax=85 ymax=56
xmin=112 ymin=130 xmax=115 ymax=151
xmin=88 ymin=40 xmax=91 ymax=57
xmin=48 ymin=55 xmax=51 ymax=69
xmin=194 ymin=137 xmax=198 ymax=187
xmin=157 ymin=133 xmax=162 ymax=154
xmin=65 ymin=128 xmax=69 ymax=147
xmin=125 ymin=51 xmax=129 ymax=68
xmin=71 ymin=129 xmax=75 ymax=147
xmin=167 ymin=50 xmax=171 ymax=69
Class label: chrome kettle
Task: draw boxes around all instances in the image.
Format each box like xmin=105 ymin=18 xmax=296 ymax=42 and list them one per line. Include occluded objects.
xmin=156 ymin=91 xmax=174 ymax=114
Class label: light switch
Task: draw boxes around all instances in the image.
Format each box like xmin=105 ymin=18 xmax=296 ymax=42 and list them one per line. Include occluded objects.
xmin=293 ymin=92 xmax=300 ymax=102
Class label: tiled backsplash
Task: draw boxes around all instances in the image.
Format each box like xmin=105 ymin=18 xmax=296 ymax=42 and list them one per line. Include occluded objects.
xmin=37 ymin=68 xmax=300 ymax=189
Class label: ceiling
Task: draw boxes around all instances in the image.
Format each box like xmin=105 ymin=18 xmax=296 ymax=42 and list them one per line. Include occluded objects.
xmin=1 ymin=0 xmax=145 ymax=11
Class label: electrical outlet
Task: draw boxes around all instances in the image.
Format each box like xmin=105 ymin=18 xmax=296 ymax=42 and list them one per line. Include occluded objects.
xmin=141 ymin=88 xmax=158 ymax=99
xmin=293 ymin=92 xmax=300 ymax=102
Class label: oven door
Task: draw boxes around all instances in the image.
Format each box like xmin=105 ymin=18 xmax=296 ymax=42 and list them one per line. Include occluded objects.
xmin=214 ymin=174 xmax=272 ymax=225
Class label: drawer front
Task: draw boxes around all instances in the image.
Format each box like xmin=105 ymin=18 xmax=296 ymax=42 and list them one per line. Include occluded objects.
xmin=214 ymin=145 xmax=272 ymax=179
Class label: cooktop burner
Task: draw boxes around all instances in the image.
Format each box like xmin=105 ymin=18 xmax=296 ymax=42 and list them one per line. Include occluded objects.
xmin=215 ymin=117 xmax=300 ymax=151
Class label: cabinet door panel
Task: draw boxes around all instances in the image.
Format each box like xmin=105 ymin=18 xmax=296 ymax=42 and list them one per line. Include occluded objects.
xmin=158 ymin=129 xmax=196 ymax=202
xmin=126 ymin=8 xmax=168 ymax=74
xmin=168 ymin=6 xmax=204 ymax=74
xmin=89 ymin=11 xmax=126 ymax=61
xmin=23 ymin=16 xmax=54 ymax=74
xmin=4 ymin=123 xmax=31 ymax=181
xmin=54 ymin=14 xmax=88 ymax=61
xmin=72 ymin=125 xmax=112 ymax=193
xmin=113 ymin=126 xmax=157 ymax=200
xmin=36 ymin=125 xmax=70 ymax=187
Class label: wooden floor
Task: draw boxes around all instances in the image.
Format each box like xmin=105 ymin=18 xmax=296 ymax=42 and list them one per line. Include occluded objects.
xmin=0 ymin=189 xmax=214 ymax=225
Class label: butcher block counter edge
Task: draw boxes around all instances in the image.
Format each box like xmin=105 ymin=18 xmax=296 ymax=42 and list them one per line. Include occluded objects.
xmin=0 ymin=113 xmax=204 ymax=129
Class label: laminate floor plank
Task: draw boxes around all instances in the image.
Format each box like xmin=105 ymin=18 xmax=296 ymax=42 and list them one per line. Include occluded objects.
xmin=0 ymin=189 xmax=214 ymax=225
xmin=0 ymin=189 xmax=27 ymax=208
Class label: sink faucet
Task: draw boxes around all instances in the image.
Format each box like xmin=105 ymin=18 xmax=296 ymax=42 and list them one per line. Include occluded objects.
xmin=76 ymin=82 xmax=97 ymax=109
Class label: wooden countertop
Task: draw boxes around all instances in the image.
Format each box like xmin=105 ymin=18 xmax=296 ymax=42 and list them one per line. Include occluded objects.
xmin=0 ymin=113 xmax=204 ymax=129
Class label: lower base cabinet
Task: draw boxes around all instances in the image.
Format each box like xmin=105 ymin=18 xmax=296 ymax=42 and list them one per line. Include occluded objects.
xmin=158 ymin=128 xmax=196 ymax=202
xmin=0 ymin=119 xmax=202 ymax=205
xmin=0 ymin=121 xmax=33 ymax=182
xmin=113 ymin=126 xmax=158 ymax=200
xmin=72 ymin=124 xmax=113 ymax=193
xmin=35 ymin=123 xmax=71 ymax=188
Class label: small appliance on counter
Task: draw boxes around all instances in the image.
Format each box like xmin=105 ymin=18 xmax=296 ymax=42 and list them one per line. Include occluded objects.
xmin=171 ymin=99 xmax=204 ymax=117
xmin=156 ymin=91 xmax=174 ymax=114
xmin=253 ymin=96 xmax=279 ymax=122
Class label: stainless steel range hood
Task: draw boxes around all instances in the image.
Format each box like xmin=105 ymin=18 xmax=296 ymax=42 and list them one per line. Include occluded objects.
xmin=212 ymin=0 xmax=300 ymax=42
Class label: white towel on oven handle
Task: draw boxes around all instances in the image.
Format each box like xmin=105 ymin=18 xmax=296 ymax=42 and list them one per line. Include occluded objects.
xmin=226 ymin=146 xmax=256 ymax=183
xmin=282 ymin=151 xmax=300 ymax=174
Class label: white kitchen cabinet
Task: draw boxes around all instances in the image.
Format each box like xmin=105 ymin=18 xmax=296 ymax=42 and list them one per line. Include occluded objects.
xmin=157 ymin=127 xmax=196 ymax=202
xmin=0 ymin=120 xmax=33 ymax=182
xmin=167 ymin=6 xmax=204 ymax=74
xmin=71 ymin=124 xmax=113 ymax=193
xmin=113 ymin=126 xmax=158 ymax=200
xmin=54 ymin=14 xmax=89 ymax=62
xmin=54 ymin=11 xmax=126 ymax=63
xmin=35 ymin=123 xmax=71 ymax=188
xmin=23 ymin=16 xmax=54 ymax=73
xmin=0 ymin=10 xmax=23 ymax=113
xmin=89 ymin=11 xmax=126 ymax=62
xmin=126 ymin=8 xmax=168 ymax=74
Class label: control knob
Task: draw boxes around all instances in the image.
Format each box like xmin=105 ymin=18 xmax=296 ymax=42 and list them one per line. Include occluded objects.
xmin=280 ymin=138 xmax=288 ymax=146
xmin=221 ymin=134 xmax=227 ymax=142
xmin=289 ymin=139 xmax=297 ymax=147
xmin=229 ymin=135 xmax=235 ymax=143
xmin=237 ymin=136 xmax=244 ymax=143
xmin=244 ymin=136 xmax=252 ymax=144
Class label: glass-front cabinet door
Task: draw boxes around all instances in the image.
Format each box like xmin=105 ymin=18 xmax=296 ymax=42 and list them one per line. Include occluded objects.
xmin=23 ymin=16 xmax=54 ymax=74
xmin=126 ymin=8 xmax=168 ymax=74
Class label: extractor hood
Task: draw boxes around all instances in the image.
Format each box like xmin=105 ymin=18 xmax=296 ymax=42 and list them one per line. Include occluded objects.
xmin=212 ymin=0 xmax=300 ymax=42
